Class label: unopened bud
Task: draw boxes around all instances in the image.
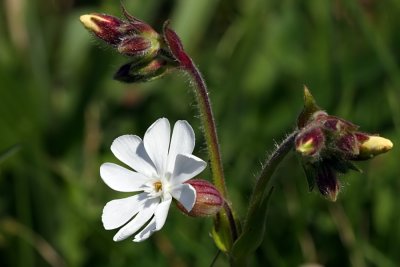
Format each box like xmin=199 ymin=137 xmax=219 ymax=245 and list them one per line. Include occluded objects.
xmin=80 ymin=14 xmax=126 ymax=45
xmin=117 ymin=35 xmax=160 ymax=60
xmin=114 ymin=58 xmax=168 ymax=83
xmin=358 ymin=135 xmax=393 ymax=160
xmin=176 ymin=179 xmax=224 ymax=217
xmin=321 ymin=116 xmax=358 ymax=132
xmin=295 ymin=127 xmax=325 ymax=157
xmin=316 ymin=164 xmax=340 ymax=202
xmin=336 ymin=133 xmax=359 ymax=156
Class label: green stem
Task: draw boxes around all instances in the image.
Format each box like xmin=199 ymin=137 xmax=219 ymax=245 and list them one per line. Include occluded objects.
xmin=182 ymin=61 xmax=227 ymax=198
xmin=246 ymin=131 xmax=298 ymax=220
xmin=231 ymin=131 xmax=298 ymax=265
xmin=162 ymin=23 xmax=236 ymax=251
xmin=181 ymin=57 xmax=238 ymax=251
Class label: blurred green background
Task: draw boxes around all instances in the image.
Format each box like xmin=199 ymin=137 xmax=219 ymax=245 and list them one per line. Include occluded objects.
xmin=0 ymin=0 xmax=399 ymax=266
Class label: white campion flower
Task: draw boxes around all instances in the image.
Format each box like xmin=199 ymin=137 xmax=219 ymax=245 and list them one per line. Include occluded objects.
xmin=100 ymin=118 xmax=207 ymax=242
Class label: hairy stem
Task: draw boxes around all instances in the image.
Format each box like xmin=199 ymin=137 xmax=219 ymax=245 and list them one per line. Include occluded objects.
xmin=231 ymin=131 xmax=298 ymax=265
xmin=247 ymin=131 xmax=298 ymax=220
xmin=182 ymin=60 xmax=227 ymax=197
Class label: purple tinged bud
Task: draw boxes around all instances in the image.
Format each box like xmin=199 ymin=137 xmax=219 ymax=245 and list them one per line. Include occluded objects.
xmin=316 ymin=164 xmax=340 ymax=202
xmin=114 ymin=58 xmax=168 ymax=83
xmin=80 ymin=10 xmax=161 ymax=57
xmin=117 ymin=36 xmax=157 ymax=58
xmin=176 ymin=179 xmax=224 ymax=217
xmin=80 ymin=14 xmax=126 ymax=45
xmin=336 ymin=133 xmax=359 ymax=156
xmin=322 ymin=116 xmax=358 ymax=132
xmin=295 ymin=127 xmax=325 ymax=157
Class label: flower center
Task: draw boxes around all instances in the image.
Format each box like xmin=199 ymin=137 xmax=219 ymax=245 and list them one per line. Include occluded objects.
xmin=153 ymin=181 xmax=162 ymax=192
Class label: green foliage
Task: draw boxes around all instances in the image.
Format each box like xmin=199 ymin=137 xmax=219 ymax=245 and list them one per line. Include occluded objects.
xmin=0 ymin=0 xmax=399 ymax=266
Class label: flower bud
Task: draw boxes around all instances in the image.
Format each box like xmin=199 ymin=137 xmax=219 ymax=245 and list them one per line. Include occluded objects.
xmin=114 ymin=58 xmax=168 ymax=83
xmin=80 ymin=9 xmax=161 ymax=58
xmin=316 ymin=164 xmax=340 ymax=202
xmin=357 ymin=135 xmax=393 ymax=160
xmin=117 ymin=35 xmax=160 ymax=60
xmin=80 ymin=14 xmax=126 ymax=45
xmin=176 ymin=179 xmax=224 ymax=217
xmin=295 ymin=127 xmax=325 ymax=157
xmin=322 ymin=116 xmax=358 ymax=133
xmin=336 ymin=133 xmax=359 ymax=156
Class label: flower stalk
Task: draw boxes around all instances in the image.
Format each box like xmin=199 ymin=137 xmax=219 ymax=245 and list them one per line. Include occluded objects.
xmin=162 ymin=23 xmax=227 ymax=198
xmin=231 ymin=131 xmax=297 ymax=265
xmin=162 ymin=23 xmax=238 ymax=252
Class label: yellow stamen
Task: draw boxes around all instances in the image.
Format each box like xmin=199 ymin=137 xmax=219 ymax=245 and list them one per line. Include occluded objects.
xmin=154 ymin=181 xmax=162 ymax=192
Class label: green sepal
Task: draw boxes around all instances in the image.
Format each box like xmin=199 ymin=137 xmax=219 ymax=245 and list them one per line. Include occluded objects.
xmin=211 ymin=211 xmax=232 ymax=253
xmin=328 ymin=157 xmax=362 ymax=174
xmin=297 ymin=86 xmax=321 ymax=128
xmin=301 ymin=160 xmax=316 ymax=191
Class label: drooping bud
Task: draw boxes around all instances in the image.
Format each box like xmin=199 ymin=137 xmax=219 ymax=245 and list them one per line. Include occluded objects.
xmin=357 ymin=135 xmax=393 ymax=160
xmin=176 ymin=179 xmax=224 ymax=217
xmin=114 ymin=58 xmax=169 ymax=83
xmin=316 ymin=163 xmax=340 ymax=202
xmin=295 ymin=126 xmax=325 ymax=157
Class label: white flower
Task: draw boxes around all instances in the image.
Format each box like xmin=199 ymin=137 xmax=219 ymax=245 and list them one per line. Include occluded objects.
xmin=100 ymin=118 xmax=207 ymax=242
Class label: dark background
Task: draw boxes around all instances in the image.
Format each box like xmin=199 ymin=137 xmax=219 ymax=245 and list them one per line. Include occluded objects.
xmin=0 ymin=0 xmax=399 ymax=266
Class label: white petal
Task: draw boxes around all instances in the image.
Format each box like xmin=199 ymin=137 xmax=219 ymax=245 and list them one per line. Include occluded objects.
xmin=100 ymin=163 xmax=151 ymax=192
xmin=133 ymin=196 xmax=172 ymax=242
xmin=133 ymin=217 xmax=157 ymax=242
xmin=111 ymin=135 xmax=157 ymax=177
xmin=102 ymin=193 xmax=148 ymax=230
xmin=113 ymin=198 xmax=158 ymax=242
xmin=171 ymin=154 xmax=207 ymax=185
xmin=154 ymin=196 xmax=172 ymax=231
xmin=171 ymin=184 xmax=196 ymax=212
xmin=143 ymin=118 xmax=171 ymax=176
xmin=166 ymin=120 xmax=195 ymax=173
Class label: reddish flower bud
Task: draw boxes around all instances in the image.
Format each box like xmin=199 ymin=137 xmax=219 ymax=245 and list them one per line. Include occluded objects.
xmin=80 ymin=14 xmax=126 ymax=45
xmin=176 ymin=179 xmax=224 ymax=217
xmin=336 ymin=133 xmax=359 ymax=156
xmin=319 ymin=115 xmax=358 ymax=133
xmin=316 ymin=163 xmax=340 ymax=202
xmin=114 ymin=58 xmax=169 ymax=83
xmin=117 ymin=35 xmax=160 ymax=60
xmin=295 ymin=127 xmax=325 ymax=157
xmin=80 ymin=9 xmax=161 ymax=56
